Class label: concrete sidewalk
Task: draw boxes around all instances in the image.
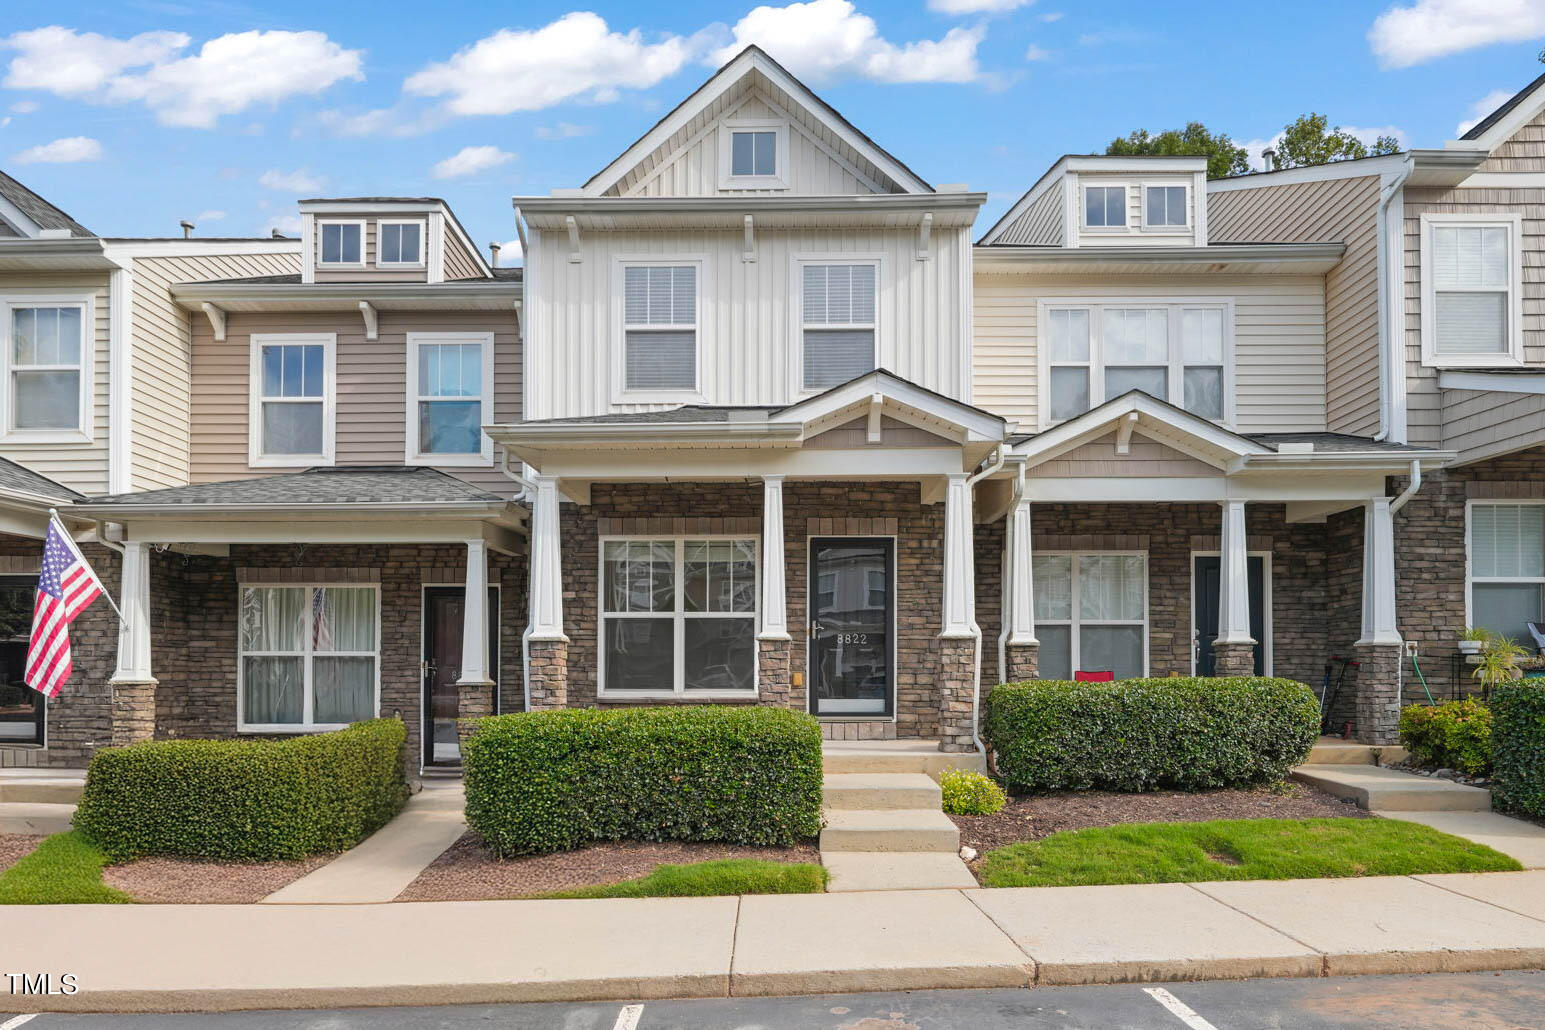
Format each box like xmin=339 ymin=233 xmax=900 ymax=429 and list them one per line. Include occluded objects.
xmin=4 ymin=870 xmax=1545 ymax=1013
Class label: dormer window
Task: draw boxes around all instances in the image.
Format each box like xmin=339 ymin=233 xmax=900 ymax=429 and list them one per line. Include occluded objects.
xmin=719 ymin=121 xmax=788 ymax=189
xmin=1144 ymin=185 xmax=1188 ymax=228
xmin=318 ymin=221 xmax=363 ymax=267
xmin=377 ymin=221 xmax=423 ymax=267
xmin=1083 ymin=185 xmax=1127 ymax=228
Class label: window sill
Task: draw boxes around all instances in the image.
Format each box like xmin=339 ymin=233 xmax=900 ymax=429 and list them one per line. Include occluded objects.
xmin=0 ymin=428 xmax=92 ymax=445
xmin=238 ymin=723 xmax=354 ymax=735
xmin=1425 ymin=355 xmax=1526 ymax=370
xmin=374 ymin=263 xmax=426 ymax=271
xmin=406 ymin=452 xmax=494 ymax=468
xmin=719 ymin=176 xmax=789 ymax=191
xmin=596 ymin=692 xmax=760 ymax=704
xmin=250 ymin=454 xmax=333 ymax=469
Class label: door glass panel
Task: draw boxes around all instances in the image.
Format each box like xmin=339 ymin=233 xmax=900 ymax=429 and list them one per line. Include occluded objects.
xmin=811 ymin=540 xmax=891 ymax=716
xmin=0 ymin=579 xmax=40 ymax=745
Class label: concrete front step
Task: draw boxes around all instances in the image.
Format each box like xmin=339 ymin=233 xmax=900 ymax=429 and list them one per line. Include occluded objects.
xmin=0 ymin=802 xmax=76 ymax=835
xmin=823 ymin=773 xmax=941 ymax=811
xmin=819 ymin=808 xmax=960 ymax=853
xmin=821 ymin=851 xmax=978 ymax=891
xmin=0 ymin=776 xmax=85 ymax=805
xmin=1303 ymin=737 xmax=1409 ymax=766
xmin=1292 ymin=764 xmax=1491 ymax=812
xmin=822 ymin=740 xmax=986 ymax=779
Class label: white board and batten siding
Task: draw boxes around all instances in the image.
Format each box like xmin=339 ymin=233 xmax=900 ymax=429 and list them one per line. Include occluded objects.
xmin=972 ymin=274 xmax=1327 ymax=433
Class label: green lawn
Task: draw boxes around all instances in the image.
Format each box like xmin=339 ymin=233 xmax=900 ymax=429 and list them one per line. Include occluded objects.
xmin=532 ymin=858 xmax=829 ymax=899
xmin=0 ymin=831 xmax=131 ymax=905
xmin=978 ymin=818 xmax=1521 ymax=888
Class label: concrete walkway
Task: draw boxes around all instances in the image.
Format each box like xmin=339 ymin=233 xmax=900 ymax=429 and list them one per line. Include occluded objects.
xmin=262 ymin=780 xmax=466 ymax=905
xmin=0 ymin=768 xmax=83 ymax=834
xmin=6 ymin=870 xmax=1545 ymax=1012
xmin=1381 ymin=810 xmax=1545 ymax=869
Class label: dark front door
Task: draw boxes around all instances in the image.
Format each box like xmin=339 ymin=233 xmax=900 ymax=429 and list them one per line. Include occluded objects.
xmin=0 ymin=576 xmax=41 ymax=747
xmin=422 ymin=587 xmax=498 ymax=767
xmin=809 ymin=537 xmax=893 ymax=717
xmin=1194 ymin=555 xmax=1266 ymax=675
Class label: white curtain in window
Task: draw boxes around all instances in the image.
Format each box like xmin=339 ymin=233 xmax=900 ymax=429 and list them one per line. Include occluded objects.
xmin=1078 ymin=555 xmax=1144 ymax=620
xmin=240 ymin=587 xmax=305 ymax=652
xmin=313 ymin=657 xmax=374 ymax=723
xmin=1032 ymin=554 xmax=1072 ymax=620
xmin=243 ymin=656 xmax=303 ymax=724
xmin=314 ymin=588 xmax=376 ymax=651
xmin=1102 ymin=309 xmax=1167 ymax=364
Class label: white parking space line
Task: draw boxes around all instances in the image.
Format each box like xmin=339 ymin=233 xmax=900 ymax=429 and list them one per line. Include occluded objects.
xmin=1143 ymin=987 xmax=1221 ymax=1030
xmin=0 ymin=1015 xmax=39 ymax=1030
xmin=613 ymin=1003 xmax=645 ymax=1030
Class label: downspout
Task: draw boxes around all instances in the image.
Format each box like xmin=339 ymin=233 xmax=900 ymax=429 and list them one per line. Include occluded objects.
xmin=498 ymin=448 xmax=537 ymax=712
xmin=1389 ymin=459 xmax=1421 ymax=515
xmin=996 ymin=460 xmax=1027 ymax=687
xmin=1374 ymin=156 xmax=1414 ymax=442
xmin=965 ymin=445 xmax=1005 ymax=757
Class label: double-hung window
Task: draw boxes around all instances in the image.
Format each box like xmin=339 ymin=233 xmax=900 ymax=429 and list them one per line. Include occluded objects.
xmin=1084 ymin=185 xmax=1127 ymax=228
xmin=318 ymin=221 xmax=363 ymax=267
xmin=407 ymin=333 xmax=493 ymax=464
xmin=250 ymin=334 xmax=333 ymax=466
xmin=1144 ymin=185 xmax=1188 ymax=228
xmin=239 ymin=584 xmax=379 ymax=731
xmin=1033 ymin=552 xmax=1147 ymax=680
xmin=621 ymin=264 xmax=697 ymax=394
xmin=802 ymin=263 xmax=877 ymax=391
xmin=1041 ymin=300 xmax=1232 ymax=425
xmin=1468 ymin=503 xmax=1545 ymax=647
xmin=1421 ymin=214 xmax=1523 ymax=366
xmin=377 ymin=221 xmax=423 ymax=267
xmin=600 ymin=537 xmax=758 ymax=695
xmin=3 ymin=298 xmax=89 ymax=439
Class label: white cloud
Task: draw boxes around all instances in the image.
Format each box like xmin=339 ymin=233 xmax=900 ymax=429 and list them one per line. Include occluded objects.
xmin=13 ymin=135 xmax=102 ymax=163
xmin=405 ymin=12 xmax=695 ymax=116
xmin=715 ymin=0 xmax=986 ymax=84
xmin=259 ymin=168 xmax=324 ymax=193
xmin=1039 ymin=11 xmax=1064 ymax=20
xmin=1024 ymin=44 xmax=1051 ymax=60
xmin=431 ymin=144 xmax=515 ymax=179
xmin=493 ymin=237 xmax=523 ymax=266
xmin=1240 ymin=124 xmax=1406 ymax=170
xmin=195 ymin=209 xmax=225 ymax=222
xmin=535 ymin=121 xmax=593 ymax=140
xmin=928 ymin=0 xmax=1029 ymax=13
xmin=2 ymin=26 xmax=363 ymax=128
xmin=1344 ymin=124 xmax=1408 ymax=150
xmin=1239 ymin=134 xmax=1283 ymax=171
xmin=9 ymin=100 xmax=39 ymax=114
xmin=316 ymin=106 xmax=442 ymax=138
xmin=1457 ymin=89 xmax=1514 ymax=135
xmin=1369 ymin=0 xmax=1545 ymax=68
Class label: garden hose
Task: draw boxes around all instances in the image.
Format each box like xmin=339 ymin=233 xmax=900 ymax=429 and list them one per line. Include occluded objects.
xmin=1410 ymin=651 xmax=1436 ymax=705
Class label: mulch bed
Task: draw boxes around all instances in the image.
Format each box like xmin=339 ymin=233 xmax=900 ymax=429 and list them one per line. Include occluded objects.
xmin=951 ymin=781 xmax=1368 ymax=854
xmin=103 ymin=854 xmax=331 ymax=904
xmin=0 ymin=834 xmax=44 ymax=876
xmin=396 ymin=834 xmax=821 ymax=902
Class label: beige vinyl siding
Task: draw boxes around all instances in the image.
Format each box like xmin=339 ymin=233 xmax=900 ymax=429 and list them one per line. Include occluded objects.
xmin=994 ymin=183 xmax=1064 ymax=245
xmin=524 ymin=224 xmax=970 ymax=419
xmin=1208 ymin=175 xmax=1380 ymax=436
xmin=804 ymin=415 xmax=955 ymax=449
xmin=1476 ymin=108 xmax=1545 ymax=172
xmin=443 ymin=231 xmax=483 ymax=281
xmin=0 ymin=271 xmax=111 ymax=493
xmin=128 ymin=251 xmax=298 ymax=491
xmin=1405 ymin=185 xmax=1545 ymax=450
xmin=189 ymin=310 xmax=521 ymax=494
xmin=314 ymin=216 xmax=428 ymax=283
xmin=970 ymin=273 xmax=1327 ymax=433
xmin=1031 ymin=431 xmax=1220 ymax=477
xmin=1442 ymin=388 xmax=1545 ymax=464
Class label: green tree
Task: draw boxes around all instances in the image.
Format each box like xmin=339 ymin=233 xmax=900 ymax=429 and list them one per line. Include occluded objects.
xmin=1274 ymin=113 xmax=1400 ymax=169
xmin=1104 ymin=122 xmax=1249 ymax=180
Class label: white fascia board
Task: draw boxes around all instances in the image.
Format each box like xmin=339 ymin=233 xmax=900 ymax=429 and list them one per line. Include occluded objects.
xmin=488 ymin=421 xmax=806 ymax=448
xmin=101 ymin=240 xmax=301 ymax=262
xmin=1207 ymin=154 xmax=1411 ymax=193
xmin=777 ymin=373 xmax=1005 ymax=442
xmin=114 ymin=516 xmax=522 ymax=546
xmin=514 ymin=446 xmax=971 ymax=480
xmin=1013 ymin=392 xmax=1268 ymax=466
xmin=1449 ymin=84 xmax=1545 ymax=152
xmin=0 ymin=193 xmax=43 ymax=238
xmin=1438 ymin=370 xmax=1545 ymax=394
xmin=1064 ymin=156 xmax=1207 ymax=174
xmin=972 ymin=242 xmax=1345 ymax=272
xmin=1233 ymin=451 xmax=1454 ymax=474
xmin=72 ymin=500 xmax=514 ymax=520
xmin=1024 ymin=473 xmax=1392 ymax=504
xmin=170 ymin=282 xmax=520 ymax=309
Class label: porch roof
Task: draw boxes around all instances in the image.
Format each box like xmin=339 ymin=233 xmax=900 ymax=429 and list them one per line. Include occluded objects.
xmin=0 ymin=456 xmax=83 ymax=504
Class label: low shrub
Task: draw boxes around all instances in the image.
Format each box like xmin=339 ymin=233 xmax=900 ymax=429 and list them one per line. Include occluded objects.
xmin=984 ymin=677 xmax=1319 ymax=794
xmin=462 ymin=706 xmax=823 ymax=857
xmin=1491 ymin=680 xmax=1545 ymax=819
xmin=74 ymin=718 xmax=409 ymax=862
xmin=940 ymin=769 xmax=1007 ymax=815
xmin=1398 ymin=699 xmax=1492 ymax=776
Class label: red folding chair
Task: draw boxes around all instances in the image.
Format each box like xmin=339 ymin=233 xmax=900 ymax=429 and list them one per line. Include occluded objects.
xmin=1074 ymin=670 xmax=1114 ymax=682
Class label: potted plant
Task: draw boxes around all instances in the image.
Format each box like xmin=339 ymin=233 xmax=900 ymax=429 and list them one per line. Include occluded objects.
xmin=1458 ymin=627 xmax=1489 ymax=655
xmin=1473 ymin=634 xmax=1528 ymax=691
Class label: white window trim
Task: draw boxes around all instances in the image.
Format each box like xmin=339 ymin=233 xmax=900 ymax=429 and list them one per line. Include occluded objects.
xmin=316 ymin=219 xmax=366 ymax=269
xmin=791 ymin=253 xmax=885 ymax=398
xmin=248 ymin=332 xmax=336 ymax=468
xmin=1420 ymin=212 xmax=1525 ymax=369
xmin=1035 ymin=297 xmax=1236 ymax=430
xmin=0 ymin=292 xmax=94 ymax=444
xmin=1033 ymin=550 xmax=1150 ymax=679
xmin=1140 ymin=180 xmax=1192 ymax=234
xmin=236 ymin=583 xmax=382 ymax=734
xmin=405 ymin=331 xmax=495 ymax=467
xmin=1188 ymin=549 xmax=1274 ymax=675
xmin=611 ymin=256 xmax=706 ymax=404
xmin=1080 ymin=181 xmax=1131 ymax=232
xmin=1465 ymin=499 xmax=1545 ymax=634
xmin=596 ymin=534 xmax=761 ymax=699
xmin=374 ymin=219 xmax=427 ymax=270
xmin=718 ymin=119 xmax=791 ymax=190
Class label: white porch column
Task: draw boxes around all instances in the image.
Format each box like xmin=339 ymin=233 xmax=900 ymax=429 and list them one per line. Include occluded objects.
xmin=527 ymin=474 xmax=565 ymax=641
xmin=941 ymin=471 xmax=975 ymax=638
xmin=1216 ymin=499 xmax=1254 ymax=645
xmin=1358 ymin=496 xmax=1401 ymax=645
xmin=1006 ymin=494 xmax=1036 ymax=646
xmin=758 ymin=475 xmax=789 ymax=640
xmin=457 ymin=538 xmax=491 ymax=685
xmin=111 ymin=540 xmax=154 ymax=683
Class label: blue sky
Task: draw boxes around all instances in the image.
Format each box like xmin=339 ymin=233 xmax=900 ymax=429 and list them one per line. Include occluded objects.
xmin=2 ymin=0 xmax=1543 ymax=259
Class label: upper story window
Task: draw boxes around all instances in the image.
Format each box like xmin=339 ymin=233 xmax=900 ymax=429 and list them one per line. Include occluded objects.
xmin=377 ymin=220 xmax=423 ymax=267
xmin=1144 ymin=185 xmax=1188 ymax=228
xmin=732 ymin=131 xmax=776 ymax=176
xmin=407 ymin=332 xmax=493 ymax=465
xmin=1421 ymin=213 xmax=1523 ymax=367
xmin=1083 ymin=185 xmax=1127 ymax=228
xmin=1042 ymin=300 xmax=1231 ymax=426
xmin=802 ymin=263 xmax=877 ymax=391
xmin=2 ymin=298 xmax=90 ymax=441
xmin=621 ymin=264 xmax=698 ymax=395
xmin=719 ymin=121 xmax=788 ymax=189
xmin=250 ymin=333 xmax=334 ymax=467
xmin=318 ymin=221 xmax=363 ymax=267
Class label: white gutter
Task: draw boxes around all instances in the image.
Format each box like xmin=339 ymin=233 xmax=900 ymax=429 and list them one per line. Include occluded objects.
xmin=1389 ymin=460 xmax=1422 ymax=515
xmin=1374 ymin=156 xmax=1414 ymax=443
xmin=964 ymin=445 xmax=1005 ymax=758
xmin=499 ymin=450 xmax=538 ymax=714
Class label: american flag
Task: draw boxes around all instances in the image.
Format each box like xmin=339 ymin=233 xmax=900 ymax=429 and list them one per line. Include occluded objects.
xmin=25 ymin=517 xmax=107 ymax=698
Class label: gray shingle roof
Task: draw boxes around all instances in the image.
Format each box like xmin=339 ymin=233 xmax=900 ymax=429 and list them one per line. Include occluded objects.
xmin=0 ymin=456 xmax=82 ymax=501
xmin=1244 ymin=432 xmax=1433 ymax=453
xmin=84 ymin=466 xmax=506 ymax=507
xmin=0 ymin=169 xmax=93 ymax=237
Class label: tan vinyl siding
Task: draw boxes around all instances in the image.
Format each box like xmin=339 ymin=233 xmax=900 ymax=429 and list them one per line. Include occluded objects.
xmin=971 ymin=273 xmax=1327 ymax=433
xmin=1208 ymin=175 xmax=1380 ymax=436
xmin=1031 ymin=431 xmax=1220 ymax=477
xmin=443 ymin=230 xmax=483 ymax=281
xmin=1476 ymin=108 xmax=1545 ymax=172
xmin=1442 ymin=388 xmax=1545 ymax=464
xmin=0 ymin=271 xmax=111 ymax=493
xmin=189 ymin=310 xmax=521 ymax=494
xmin=128 ymin=251 xmax=298 ymax=491
xmin=804 ymin=415 xmax=955 ymax=449
xmin=995 ymin=183 xmax=1064 ymax=245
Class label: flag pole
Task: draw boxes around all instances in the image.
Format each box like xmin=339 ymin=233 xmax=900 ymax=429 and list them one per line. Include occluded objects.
xmin=49 ymin=509 xmax=126 ymax=625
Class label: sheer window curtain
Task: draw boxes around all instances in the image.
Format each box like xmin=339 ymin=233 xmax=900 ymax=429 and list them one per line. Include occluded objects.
xmin=240 ymin=587 xmax=306 ymax=725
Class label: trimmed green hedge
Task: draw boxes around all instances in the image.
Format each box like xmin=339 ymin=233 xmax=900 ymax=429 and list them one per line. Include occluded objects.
xmin=74 ymin=718 xmax=409 ymax=862
xmin=1398 ymin=699 xmax=1492 ymax=776
xmin=462 ymin=706 xmax=823 ymax=857
xmin=1491 ymin=681 xmax=1545 ymax=819
xmin=985 ymin=677 xmax=1319 ymax=794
